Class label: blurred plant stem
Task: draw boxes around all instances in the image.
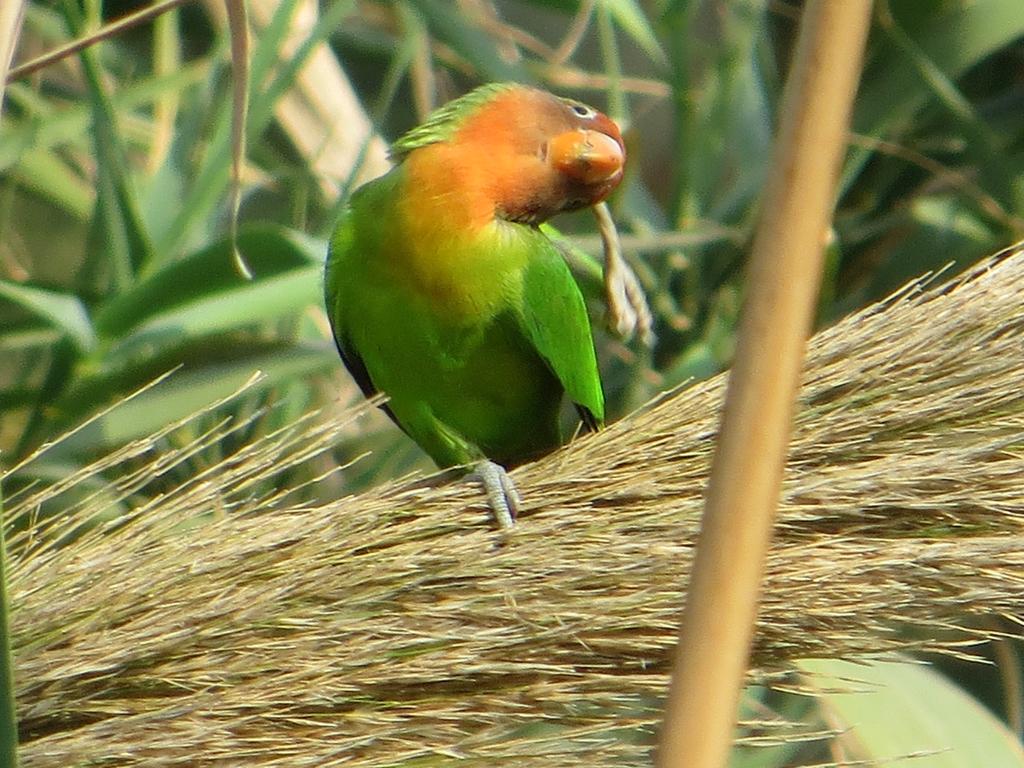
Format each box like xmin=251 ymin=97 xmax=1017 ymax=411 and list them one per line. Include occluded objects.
xmin=6 ymin=0 xmax=192 ymax=83
xmin=658 ymin=2 xmax=873 ymax=766
xmin=1 ymin=7 xmax=25 ymax=765
xmin=0 ymin=482 xmax=16 ymax=768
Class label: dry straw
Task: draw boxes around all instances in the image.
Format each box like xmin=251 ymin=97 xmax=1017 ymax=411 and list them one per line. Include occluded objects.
xmin=9 ymin=244 xmax=1024 ymax=766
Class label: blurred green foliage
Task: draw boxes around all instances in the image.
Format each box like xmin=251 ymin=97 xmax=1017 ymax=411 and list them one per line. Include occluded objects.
xmin=3 ymin=0 xmax=1024 ymax=482
xmin=1 ymin=2 xmax=1024 ymax=761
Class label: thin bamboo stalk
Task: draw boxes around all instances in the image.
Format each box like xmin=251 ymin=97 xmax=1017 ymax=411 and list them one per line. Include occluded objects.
xmin=5 ymin=0 xmax=193 ymax=83
xmin=0 ymin=7 xmax=26 ymax=765
xmin=657 ymin=3 xmax=874 ymax=767
xmin=0 ymin=485 xmax=16 ymax=768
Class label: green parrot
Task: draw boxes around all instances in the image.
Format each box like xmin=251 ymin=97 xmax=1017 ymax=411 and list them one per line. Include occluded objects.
xmin=325 ymin=83 xmax=626 ymax=527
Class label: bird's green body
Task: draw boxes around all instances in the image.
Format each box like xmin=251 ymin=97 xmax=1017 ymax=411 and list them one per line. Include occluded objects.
xmin=325 ymin=83 xmax=624 ymax=489
xmin=326 ymin=165 xmax=602 ymax=467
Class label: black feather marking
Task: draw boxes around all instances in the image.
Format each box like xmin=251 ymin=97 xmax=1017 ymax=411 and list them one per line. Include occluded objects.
xmin=576 ymin=404 xmax=601 ymax=433
xmin=331 ymin=333 xmax=404 ymax=430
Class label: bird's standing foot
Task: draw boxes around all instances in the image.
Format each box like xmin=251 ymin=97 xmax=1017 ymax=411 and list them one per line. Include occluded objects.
xmin=471 ymin=460 xmax=521 ymax=530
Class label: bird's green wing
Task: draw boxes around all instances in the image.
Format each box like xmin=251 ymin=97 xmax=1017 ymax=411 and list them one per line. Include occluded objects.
xmin=516 ymin=236 xmax=605 ymax=426
xmin=324 ymin=210 xmax=376 ymax=398
xmin=324 ymin=193 xmax=407 ymax=432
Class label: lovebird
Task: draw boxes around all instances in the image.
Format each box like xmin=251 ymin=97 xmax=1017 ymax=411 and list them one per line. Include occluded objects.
xmin=325 ymin=83 xmax=626 ymax=528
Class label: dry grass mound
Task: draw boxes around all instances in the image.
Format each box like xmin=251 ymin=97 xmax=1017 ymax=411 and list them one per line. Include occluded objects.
xmin=9 ymin=245 xmax=1024 ymax=766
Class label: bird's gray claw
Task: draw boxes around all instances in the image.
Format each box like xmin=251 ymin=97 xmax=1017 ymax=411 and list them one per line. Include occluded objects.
xmin=472 ymin=460 xmax=520 ymax=530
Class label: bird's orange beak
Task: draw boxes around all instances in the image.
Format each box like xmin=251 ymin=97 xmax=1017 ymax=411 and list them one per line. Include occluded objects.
xmin=548 ymin=129 xmax=626 ymax=185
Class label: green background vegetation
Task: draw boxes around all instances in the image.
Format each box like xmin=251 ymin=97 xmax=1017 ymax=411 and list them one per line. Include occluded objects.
xmin=2 ymin=0 xmax=1024 ymax=764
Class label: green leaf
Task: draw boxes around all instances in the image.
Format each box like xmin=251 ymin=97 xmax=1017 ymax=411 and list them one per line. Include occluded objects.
xmin=845 ymin=0 xmax=1024 ymax=192
xmin=95 ymin=224 xmax=324 ymax=338
xmin=0 ymin=64 xmax=208 ymax=175
xmin=5 ymin=147 xmax=93 ymax=221
xmin=0 ymin=281 xmax=95 ymax=352
xmin=0 ymin=326 xmax=61 ymax=354
xmin=412 ymin=0 xmax=532 ymax=83
xmin=247 ymin=0 xmax=358 ymax=137
xmin=802 ymin=657 xmax=1024 ymax=767
xmin=155 ymin=0 xmax=355 ymax=258
xmin=105 ymin=265 xmax=322 ymax=366
xmin=60 ymin=1 xmax=158 ymax=285
xmin=47 ymin=346 xmax=336 ymax=457
xmin=600 ymin=0 xmax=666 ymax=65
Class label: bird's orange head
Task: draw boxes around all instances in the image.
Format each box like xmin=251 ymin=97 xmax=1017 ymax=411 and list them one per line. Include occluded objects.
xmin=394 ymin=84 xmax=626 ymax=228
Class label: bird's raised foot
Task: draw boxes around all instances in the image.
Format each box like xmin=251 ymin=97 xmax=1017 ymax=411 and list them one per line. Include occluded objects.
xmin=594 ymin=201 xmax=655 ymax=347
xmin=471 ymin=460 xmax=521 ymax=530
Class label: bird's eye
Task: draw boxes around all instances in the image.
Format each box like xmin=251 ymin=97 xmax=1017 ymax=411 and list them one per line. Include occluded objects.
xmin=569 ymin=102 xmax=596 ymax=119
